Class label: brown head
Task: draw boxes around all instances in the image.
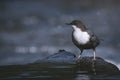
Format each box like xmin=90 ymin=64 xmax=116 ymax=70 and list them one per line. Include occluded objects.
xmin=66 ymin=20 xmax=87 ymax=31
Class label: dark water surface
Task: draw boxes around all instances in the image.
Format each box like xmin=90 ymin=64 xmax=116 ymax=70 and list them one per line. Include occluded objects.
xmin=0 ymin=63 xmax=120 ymax=80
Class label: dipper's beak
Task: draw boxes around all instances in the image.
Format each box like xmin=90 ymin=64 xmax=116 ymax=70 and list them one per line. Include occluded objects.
xmin=65 ymin=22 xmax=72 ymax=25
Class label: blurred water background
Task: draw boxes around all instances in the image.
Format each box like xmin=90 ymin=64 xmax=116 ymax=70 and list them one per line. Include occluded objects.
xmin=0 ymin=0 xmax=120 ymax=69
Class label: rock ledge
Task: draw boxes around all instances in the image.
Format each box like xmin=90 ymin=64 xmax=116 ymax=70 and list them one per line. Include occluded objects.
xmin=34 ymin=50 xmax=119 ymax=75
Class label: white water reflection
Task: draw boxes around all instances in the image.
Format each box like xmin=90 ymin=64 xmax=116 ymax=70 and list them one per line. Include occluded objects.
xmin=75 ymin=74 xmax=90 ymax=80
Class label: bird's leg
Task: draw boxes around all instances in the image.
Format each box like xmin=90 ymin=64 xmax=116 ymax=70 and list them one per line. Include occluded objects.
xmin=78 ymin=49 xmax=83 ymax=59
xmin=93 ymin=48 xmax=96 ymax=60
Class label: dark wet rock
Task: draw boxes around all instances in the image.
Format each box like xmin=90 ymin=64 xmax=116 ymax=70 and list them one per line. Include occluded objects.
xmin=35 ymin=50 xmax=76 ymax=64
xmin=0 ymin=50 xmax=120 ymax=79
xmin=77 ymin=57 xmax=119 ymax=75
xmin=34 ymin=50 xmax=119 ymax=75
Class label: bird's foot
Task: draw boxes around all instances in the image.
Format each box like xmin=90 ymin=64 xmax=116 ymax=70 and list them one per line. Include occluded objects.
xmin=76 ymin=55 xmax=82 ymax=62
xmin=92 ymin=57 xmax=96 ymax=61
xmin=78 ymin=55 xmax=80 ymax=59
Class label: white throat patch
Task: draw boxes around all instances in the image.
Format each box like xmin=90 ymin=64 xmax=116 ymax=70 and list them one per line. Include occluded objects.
xmin=72 ymin=25 xmax=90 ymax=45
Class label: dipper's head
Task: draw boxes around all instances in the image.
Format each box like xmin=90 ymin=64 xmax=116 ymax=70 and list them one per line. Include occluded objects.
xmin=66 ymin=20 xmax=83 ymax=25
xmin=66 ymin=20 xmax=87 ymax=31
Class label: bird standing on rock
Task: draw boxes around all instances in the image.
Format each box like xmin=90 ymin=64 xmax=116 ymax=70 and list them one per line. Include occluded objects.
xmin=66 ymin=20 xmax=100 ymax=60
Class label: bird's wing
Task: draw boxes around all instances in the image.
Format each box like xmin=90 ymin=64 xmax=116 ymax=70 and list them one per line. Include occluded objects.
xmin=86 ymin=30 xmax=100 ymax=43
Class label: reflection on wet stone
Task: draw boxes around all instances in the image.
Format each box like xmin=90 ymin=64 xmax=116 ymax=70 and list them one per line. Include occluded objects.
xmin=0 ymin=50 xmax=120 ymax=79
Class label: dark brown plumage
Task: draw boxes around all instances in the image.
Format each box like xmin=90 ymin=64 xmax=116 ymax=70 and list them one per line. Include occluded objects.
xmin=66 ymin=20 xmax=100 ymax=60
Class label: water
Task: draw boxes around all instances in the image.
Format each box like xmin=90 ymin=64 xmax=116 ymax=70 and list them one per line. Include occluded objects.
xmin=0 ymin=63 xmax=120 ymax=80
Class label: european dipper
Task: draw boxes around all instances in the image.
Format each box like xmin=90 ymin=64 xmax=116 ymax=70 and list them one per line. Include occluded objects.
xmin=66 ymin=20 xmax=100 ymax=60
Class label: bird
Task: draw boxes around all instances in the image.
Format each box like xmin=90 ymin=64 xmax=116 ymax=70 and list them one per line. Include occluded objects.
xmin=66 ymin=20 xmax=100 ymax=60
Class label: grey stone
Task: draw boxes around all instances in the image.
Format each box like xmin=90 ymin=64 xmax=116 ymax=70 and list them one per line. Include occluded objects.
xmin=34 ymin=50 xmax=120 ymax=75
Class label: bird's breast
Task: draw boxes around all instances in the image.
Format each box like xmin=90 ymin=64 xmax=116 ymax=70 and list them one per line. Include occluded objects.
xmin=73 ymin=30 xmax=90 ymax=45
